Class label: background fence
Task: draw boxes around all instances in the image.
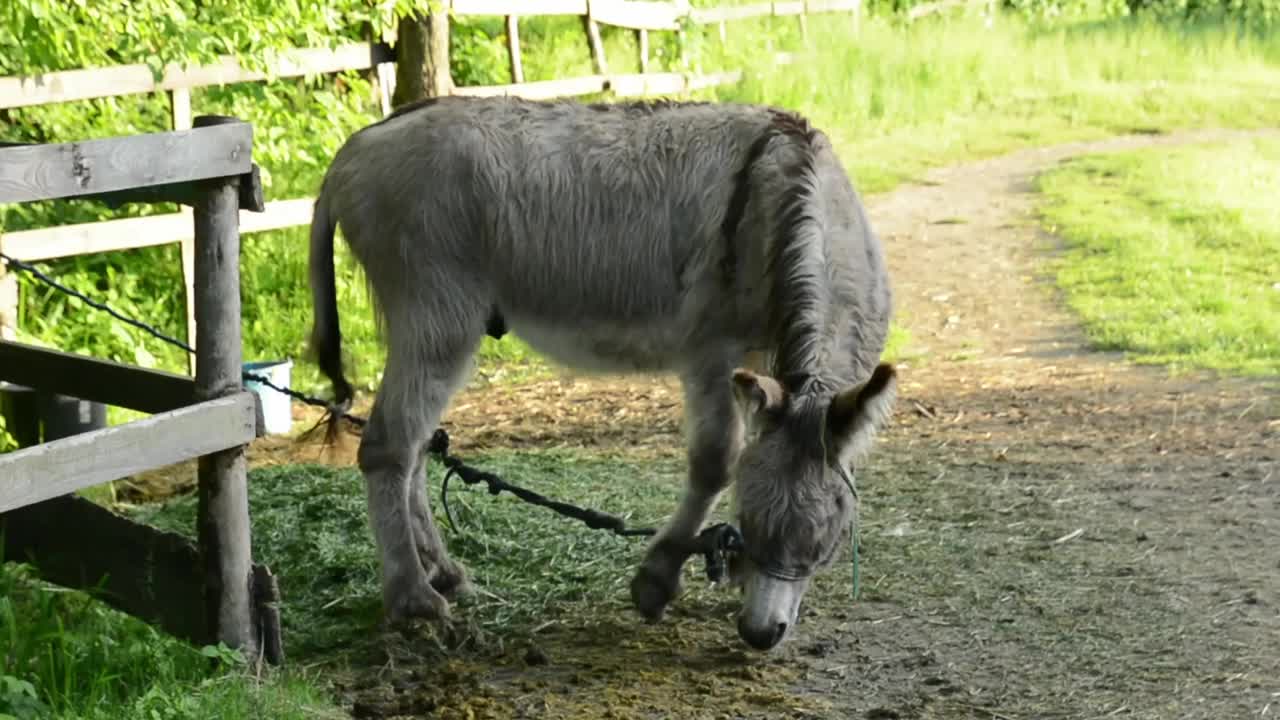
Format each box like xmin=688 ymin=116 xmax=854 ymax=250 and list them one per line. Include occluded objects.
xmin=0 ymin=0 xmax=862 ymax=362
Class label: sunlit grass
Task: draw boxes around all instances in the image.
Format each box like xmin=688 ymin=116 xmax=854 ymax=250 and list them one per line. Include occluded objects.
xmin=712 ymin=13 xmax=1280 ymax=192
xmin=1034 ymin=136 xmax=1280 ymax=376
xmin=0 ymin=562 xmax=344 ymax=719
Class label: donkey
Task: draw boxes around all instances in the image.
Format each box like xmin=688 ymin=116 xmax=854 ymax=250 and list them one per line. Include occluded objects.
xmin=308 ymin=95 xmax=896 ymax=651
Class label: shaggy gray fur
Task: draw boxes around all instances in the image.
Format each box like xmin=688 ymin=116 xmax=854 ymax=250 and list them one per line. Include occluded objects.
xmin=308 ymin=95 xmax=896 ymax=650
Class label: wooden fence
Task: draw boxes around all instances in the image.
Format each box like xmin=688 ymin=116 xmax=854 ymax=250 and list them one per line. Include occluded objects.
xmin=0 ymin=117 xmax=283 ymax=664
xmin=0 ymin=1 xmax=861 ymax=356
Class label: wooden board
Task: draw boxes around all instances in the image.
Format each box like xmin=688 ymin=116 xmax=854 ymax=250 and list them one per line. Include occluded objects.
xmin=690 ymin=3 xmax=773 ymax=22
xmin=0 ymin=339 xmax=195 ymax=414
xmin=0 ymin=43 xmax=393 ymax=110
xmin=453 ymin=0 xmax=589 ymax=14
xmin=0 ymin=392 xmax=257 ymax=514
xmin=1 ymin=495 xmax=208 ymax=647
xmin=805 ymin=0 xmax=861 ymax=10
xmin=454 ymin=75 xmax=608 ymax=99
xmin=1 ymin=198 xmax=316 ymax=261
xmin=0 ymin=123 xmax=253 ymax=204
xmin=591 ymin=1 xmax=683 ymax=30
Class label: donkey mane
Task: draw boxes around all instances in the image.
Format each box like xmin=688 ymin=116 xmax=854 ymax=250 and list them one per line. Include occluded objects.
xmin=755 ymin=111 xmax=835 ymax=396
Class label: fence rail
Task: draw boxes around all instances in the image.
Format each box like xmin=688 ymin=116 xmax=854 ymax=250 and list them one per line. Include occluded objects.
xmin=0 ymin=0 xmax=860 ymax=349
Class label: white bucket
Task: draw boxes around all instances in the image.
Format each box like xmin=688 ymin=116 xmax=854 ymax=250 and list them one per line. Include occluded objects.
xmin=243 ymin=359 xmax=294 ymax=435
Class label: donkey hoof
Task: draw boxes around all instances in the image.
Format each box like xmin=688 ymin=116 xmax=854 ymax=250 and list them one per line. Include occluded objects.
xmin=385 ymin=576 xmax=451 ymax=626
xmin=630 ymin=566 xmax=680 ymax=623
xmin=430 ymin=559 xmax=472 ymax=600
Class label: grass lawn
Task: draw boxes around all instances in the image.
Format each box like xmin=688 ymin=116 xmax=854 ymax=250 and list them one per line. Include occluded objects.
xmin=1035 ymin=135 xmax=1280 ymax=377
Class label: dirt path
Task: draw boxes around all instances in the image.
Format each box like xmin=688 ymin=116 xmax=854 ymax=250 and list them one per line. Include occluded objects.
xmin=184 ymin=130 xmax=1277 ymax=719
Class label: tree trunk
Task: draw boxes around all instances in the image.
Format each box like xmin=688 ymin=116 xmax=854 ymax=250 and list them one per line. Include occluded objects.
xmin=392 ymin=6 xmax=453 ymax=106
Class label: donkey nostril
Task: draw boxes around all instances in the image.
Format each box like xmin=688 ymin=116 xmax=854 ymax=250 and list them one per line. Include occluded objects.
xmin=738 ymin=617 xmax=788 ymax=650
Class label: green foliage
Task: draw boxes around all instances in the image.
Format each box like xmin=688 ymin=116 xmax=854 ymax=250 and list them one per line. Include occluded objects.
xmin=0 ymin=674 xmax=45 ymax=720
xmin=1035 ymin=137 xmax=1280 ymax=376
xmin=0 ymin=562 xmax=343 ymax=718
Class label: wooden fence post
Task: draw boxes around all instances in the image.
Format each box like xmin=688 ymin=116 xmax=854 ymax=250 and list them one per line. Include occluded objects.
xmin=190 ymin=114 xmax=257 ymax=659
xmin=0 ymin=243 xmax=15 ymax=341
xmin=167 ymin=88 xmax=198 ymax=375
xmin=638 ymin=29 xmax=650 ymax=74
xmin=583 ymin=1 xmax=609 ymax=75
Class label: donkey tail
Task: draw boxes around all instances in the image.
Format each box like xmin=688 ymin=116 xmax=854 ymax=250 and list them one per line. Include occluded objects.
xmin=308 ymin=181 xmax=355 ymax=410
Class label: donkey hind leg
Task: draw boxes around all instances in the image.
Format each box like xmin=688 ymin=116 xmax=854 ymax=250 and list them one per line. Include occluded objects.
xmin=630 ymin=368 xmax=743 ymax=622
xmin=359 ymin=333 xmax=481 ymax=625
xmin=409 ymin=456 xmax=470 ymax=599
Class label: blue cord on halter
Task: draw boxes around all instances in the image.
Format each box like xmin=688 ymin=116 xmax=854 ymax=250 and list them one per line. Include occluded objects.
xmin=833 ymin=461 xmax=861 ymax=600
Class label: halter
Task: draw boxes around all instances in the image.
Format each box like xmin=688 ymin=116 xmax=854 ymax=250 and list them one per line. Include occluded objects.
xmin=749 ymin=458 xmax=861 ymax=599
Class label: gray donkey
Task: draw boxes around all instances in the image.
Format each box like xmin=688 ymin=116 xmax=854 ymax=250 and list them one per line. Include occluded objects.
xmin=308 ymin=95 xmax=896 ymax=651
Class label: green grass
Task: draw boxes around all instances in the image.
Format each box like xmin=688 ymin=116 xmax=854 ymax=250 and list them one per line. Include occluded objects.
xmin=0 ymin=562 xmax=345 ymax=720
xmin=1034 ymin=136 xmax=1280 ymax=376
xmin=131 ymin=454 xmax=698 ymax=660
xmin=713 ymin=13 xmax=1280 ymax=193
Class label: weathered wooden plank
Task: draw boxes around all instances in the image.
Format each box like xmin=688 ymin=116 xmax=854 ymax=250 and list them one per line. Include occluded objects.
xmin=907 ymin=0 xmax=970 ymax=19
xmin=773 ymin=1 xmax=806 ymax=15
xmin=0 ymin=392 xmax=256 ymax=514
xmin=0 ymin=197 xmax=312 ymax=261
xmin=805 ymin=0 xmax=861 ymax=10
xmin=690 ymin=3 xmax=773 ymax=22
xmin=0 ymin=43 xmax=394 ymax=110
xmin=1 ymin=212 xmax=192 ymax=260
xmin=0 ymin=123 xmax=252 ymax=204
xmin=453 ymin=0 xmax=588 ymax=14
xmin=686 ymin=69 xmax=745 ymax=90
xmin=190 ymin=135 xmax=257 ymax=657
xmin=0 ymin=339 xmax=195 ymax=414
xmin=591 ymin=1 xmax=682 ymax=30
xmin=453 ymin=75 xmax=608 ymax=99
xmin=607 ymin=72 xmax=688 ymax=96
xmin=1 ymin=495 xmax=208 ymax=647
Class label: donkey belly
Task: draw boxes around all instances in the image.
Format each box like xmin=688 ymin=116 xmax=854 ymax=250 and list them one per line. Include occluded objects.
xmin=505 ymin=312 xmax=686 ymax=374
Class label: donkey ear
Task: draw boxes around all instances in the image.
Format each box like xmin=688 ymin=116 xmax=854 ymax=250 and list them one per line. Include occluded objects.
xmin=731 ymin=369 xmax=787 ymax=417
xmin=826 ymin=363 xmax=898 ymax=454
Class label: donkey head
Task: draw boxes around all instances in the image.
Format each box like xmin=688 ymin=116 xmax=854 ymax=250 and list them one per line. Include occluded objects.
xmin=728 ymin=362 xmax=897 ymax=650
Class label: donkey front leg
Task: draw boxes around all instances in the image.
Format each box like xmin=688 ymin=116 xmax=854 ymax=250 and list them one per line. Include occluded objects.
xmin=409 ymin=457 xmax=470 ymax=599
xmin=630 ymin=369 xmax=743 ymax=621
